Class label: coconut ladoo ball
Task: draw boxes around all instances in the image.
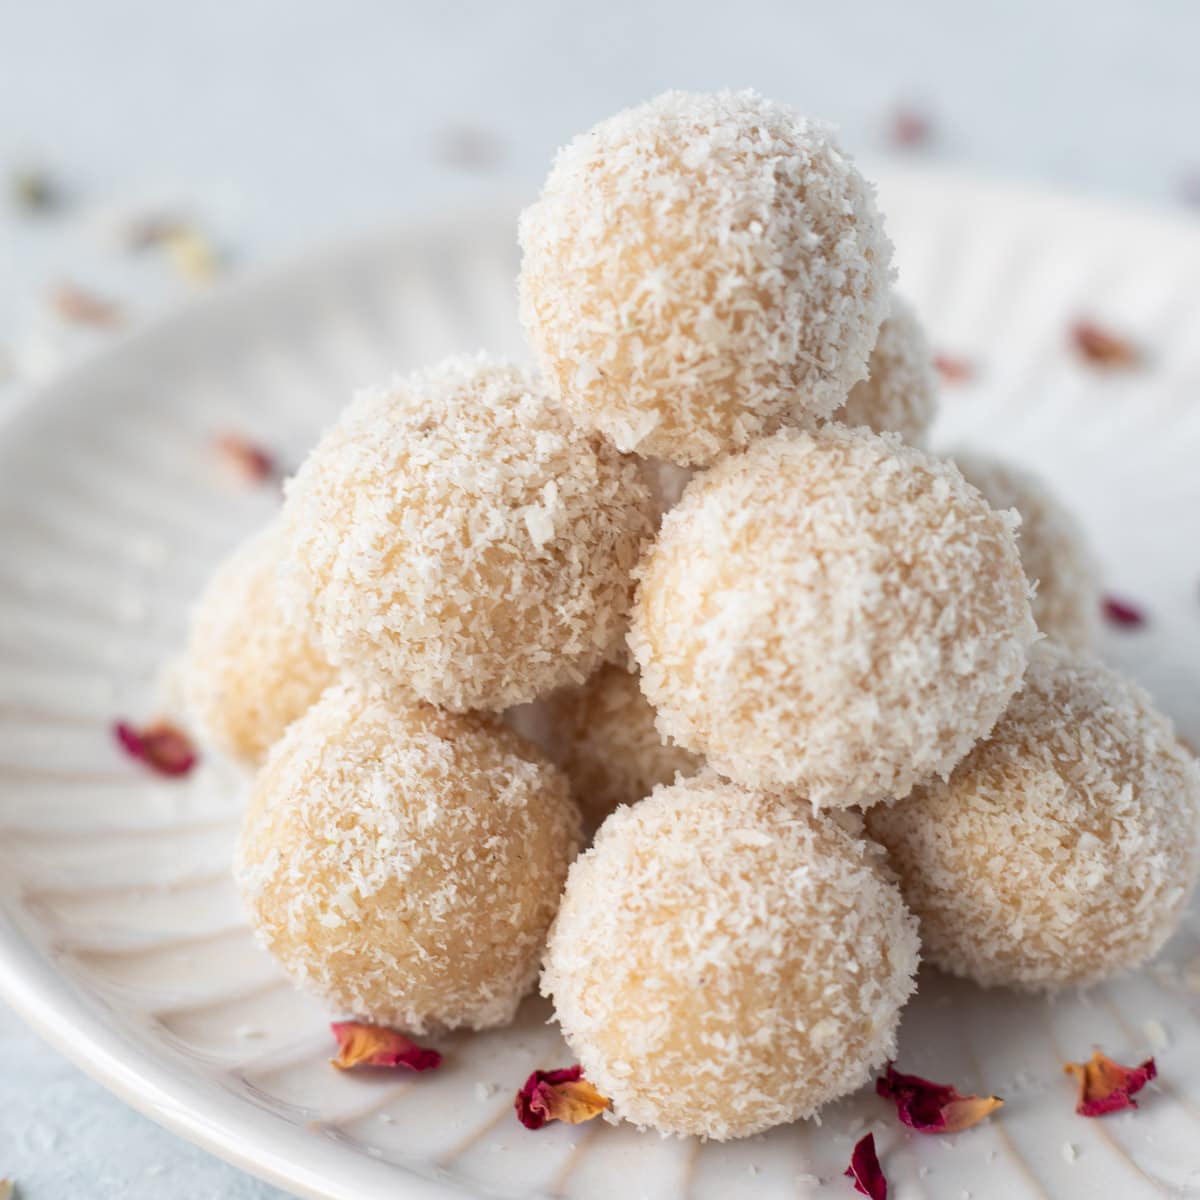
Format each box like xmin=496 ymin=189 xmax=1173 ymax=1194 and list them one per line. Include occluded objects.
xmin=518 ymin=90 xmax=893 ymax=467
xmin=630 ymin=425 xmax=1037 ymax=807
xmin=866 ymin=644 xmax=1200 ymax=990
xmin=831 ymin=295 xmax=938 ymax=445
xmin=181 ymin=523 xmax=334 ymax=764
xmin=953 ymin=450 xmax=1101 ymax=650
xmin=542 ymin=773 xmax=920 ymax=1139
xmin=235 ymin=683 xmax=582 ymax=1033
xmin=279 ymin=353 xmax=655 ymax=711
xmin=541 ymin=664 xmax=702 ymax=830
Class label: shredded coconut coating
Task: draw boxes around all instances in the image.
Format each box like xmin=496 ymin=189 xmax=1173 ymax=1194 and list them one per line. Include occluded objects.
xmin=629 ymin=425 xmax=1036 ymax=807
xmin=642 ymin=295 xmax=935 ymax=526
xmin=278 ymin=353 xmax=655 ymax=711
xmin=831 ymin=295 xmax=938 ymax=445
xmin=181 ymin=523 xmax=334 ymax=764
xmin=235 ymin=683 xmax=582 ymax=1033
xmin=518 ymin=90 xmax=893 ymax=466
xmin=641 ymin=298 xmax=936 ymax=525
xmin=866 ymin=644 xmax=1200 ymax=990
xmin=540 ymin=664 xmax=702 ymax=831
xmin=542 ymin=773 xmax=919 ymax=1139
xmin=952 ymin=451 xmax=1100 ymax=651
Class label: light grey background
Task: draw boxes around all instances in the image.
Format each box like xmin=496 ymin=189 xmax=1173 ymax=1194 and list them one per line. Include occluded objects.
xmin=2 ymin=1 xmax=1198 ymax=1196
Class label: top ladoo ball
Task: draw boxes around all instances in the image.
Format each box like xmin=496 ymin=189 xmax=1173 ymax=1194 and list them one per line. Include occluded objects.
xmin=519 ymin=90 xmax=893 ymax=466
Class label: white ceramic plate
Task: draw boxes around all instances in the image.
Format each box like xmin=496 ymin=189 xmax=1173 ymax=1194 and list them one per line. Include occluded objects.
xmin=3 ymin=168 xmax=1200 ymax=1200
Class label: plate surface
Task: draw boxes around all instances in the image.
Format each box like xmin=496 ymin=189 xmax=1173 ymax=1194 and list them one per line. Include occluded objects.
xmin=3 ymin=169 xmax=1200 ymax=1200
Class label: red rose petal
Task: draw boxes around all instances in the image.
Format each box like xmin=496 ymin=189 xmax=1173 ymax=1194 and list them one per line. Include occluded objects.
xmin=330 ymin=1021 xmax=442 ymax=1072
xmin=1064 ymin=1050 xmax=1156 ymax=1117
xmin=876 ymin=1062 xmax=1003 ymax=1134
xmin=515 ymin=1065 xmax=610 ymax=1130
xmin=933 ymin=354 xmax=973 ymax=385
xmin=1102 ymin=595 xmax=1147 ymax=628
xmin=887 ymin=105 xmax=932 ymax=148
xmin=114 ymin=720 xmax=197 ymax=778
xmin=215 ymin=432 xmax=277 ymax=485
xmin=52 ymin=282 xmax=123 ymax=327
xmin=1071 ymin=320 xmax=1140 ymax=368
xmin=844 ymin=1132 xmax=887 ymax=1200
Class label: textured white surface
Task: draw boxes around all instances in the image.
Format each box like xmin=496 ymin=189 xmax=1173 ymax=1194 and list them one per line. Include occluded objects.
xmin=1 ymin=173 xmax=1200 ymax=1200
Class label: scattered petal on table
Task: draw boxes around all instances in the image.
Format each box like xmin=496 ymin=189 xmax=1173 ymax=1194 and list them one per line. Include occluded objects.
xmin=876 ymin=1062 xmax=1003 ymax=1133
xmin=515 ymin=1066 xmax=610 ymax=1130
xmin=845 ymin=1132 xmax=887 ymax=1199
xmin=51 ymin=282 xmax=124 ymax=327
xmin=1071 ymin=320 xmax=1140 ymax=368
xmin=1102 ymin=595 xmax=1147 ymax=629
xmin=1064 ymin=1050 xmax=1157 ymax=1116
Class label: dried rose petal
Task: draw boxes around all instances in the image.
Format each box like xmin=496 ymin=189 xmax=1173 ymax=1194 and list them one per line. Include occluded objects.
xmin=515 ymin=1065 xmax=610 ymax=1130
xmin=1064 ymin=1050 xmax=1156 ymax=1116
xmin=51 ymin=282 xmax=123 ymax=327
xmin=887 ymin=105 xmax=932 ymax=148
xmin=114 ymin=720 xmax=197 ymax=778
xmin=1071 ymin=320 xmax=1140 ymax=368
xmin=215 ymin=433 xmax=277 ymax=484
xmin=876 ymin=1062 xmax=1003 ymax=1133
xmin=166 ymin=227 xmax=220 ymax=282
xmin=845 ymin=1132 xmax=887 ymax=1199
xmin=1102 ymin=595 xmax=1147 ymax=628
xmin=330 ymin=1021 xmax=442 ymax=1072
xmin=933 ymin=354 xmax=973 ymax=384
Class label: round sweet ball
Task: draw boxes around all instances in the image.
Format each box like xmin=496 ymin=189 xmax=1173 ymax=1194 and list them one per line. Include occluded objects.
xmin=235 ymin=683 xmax=582 ymax=1033
xmin=518 ymin=90 xmax=892 ymax=467
xmin=181 ymin=523 xmax=334 ymax=764
xmin=832 ymin=295 xmax=938 ymax=445
xmin=630 ymin=425 xmax=1037 ymax=807
xmin=866 ymin=644 xmax=1200 ymax=990
xmin=952 ymin=451 xmax=1100 ymax=650
xmin=542 ymin=773 xmax=919 ymax=1139
xmin=279 ymin=353 xmax=655 ymax=711
xmin=541 ymin=664 xmax=702 ymax=831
